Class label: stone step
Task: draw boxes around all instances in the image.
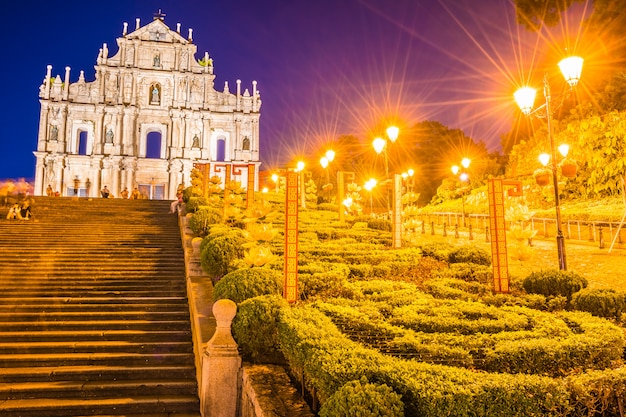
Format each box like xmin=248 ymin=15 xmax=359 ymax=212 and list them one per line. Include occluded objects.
xmin=0 ymin=310 xmax=191 ymax=322
xmin=0 ymin=319 xmax=191 ymax=332
xmin=0 ymin=364 xmax=196 ymax=383
xmin=0 ymin=395 xmax=200 ymax=417
xmin=0 ymin=340 xmax=192 ymax=355
xmin=0 ymin=379 xmax=198 ymax=400
xmin=0 ymin=301 xmax=187 ymax=312
xmin=0 ymin=296 xmax=188 ymax=305
xmin=0 ymin=198 xmax=199 ymax=415
xmin=0 ymin=290 xmax=187 ymax=298
xmin=0 ymin=351 xmax=194 ymax=368
xmin=0 ymin=329 xmax=192 ymax=343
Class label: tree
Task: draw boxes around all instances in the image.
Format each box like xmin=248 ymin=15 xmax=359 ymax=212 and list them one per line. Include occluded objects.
xmin=513 ymin=0 xmax=582 ymax=30
xmin=406 ymin=121 xmax=493 ymax=205
xmin=513 ymin=0 xmax=626 ymax=63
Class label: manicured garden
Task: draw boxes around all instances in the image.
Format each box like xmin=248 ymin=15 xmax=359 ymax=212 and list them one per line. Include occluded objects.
xmin=184 ymin=181 xmax=626 ymax=417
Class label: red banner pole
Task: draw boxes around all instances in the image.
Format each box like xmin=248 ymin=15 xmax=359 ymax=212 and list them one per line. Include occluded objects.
xmin=284 ymin=171 xmax=299 ymax=302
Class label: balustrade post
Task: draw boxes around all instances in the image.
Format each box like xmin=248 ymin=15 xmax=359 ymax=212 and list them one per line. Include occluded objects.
xmin=201 ymin=299 xmax=241 ymax=417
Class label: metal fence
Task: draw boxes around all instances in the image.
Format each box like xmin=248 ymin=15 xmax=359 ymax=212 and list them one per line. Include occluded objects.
xmin=418 ymin=212 xmax=625 ymax=250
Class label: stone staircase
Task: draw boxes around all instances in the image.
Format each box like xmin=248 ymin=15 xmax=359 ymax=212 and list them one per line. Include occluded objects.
xmin=0 ymin=197 xmax=200 ymax=416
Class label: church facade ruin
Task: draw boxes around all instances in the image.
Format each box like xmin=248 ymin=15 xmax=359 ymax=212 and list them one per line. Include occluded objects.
xmin=33 ymin=14 xmax=261 ymax=199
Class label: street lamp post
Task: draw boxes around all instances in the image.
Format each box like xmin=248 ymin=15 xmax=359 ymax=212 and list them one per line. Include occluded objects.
xmin=296 ymin=160 xmax=306 ymax=208
xmin=514 ymin=55 xmax=583 ymax=271
xmin=451 ymin=158 xmax=471 ymax=227
xmin=364 ymin=178 xmax=377 ymax=215
xmin=372 ymin=126 xmax=399 ymax=215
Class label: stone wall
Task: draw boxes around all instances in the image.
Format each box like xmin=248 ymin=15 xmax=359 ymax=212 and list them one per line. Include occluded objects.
xmin=240 ymin=365 xmax=314 ymax=417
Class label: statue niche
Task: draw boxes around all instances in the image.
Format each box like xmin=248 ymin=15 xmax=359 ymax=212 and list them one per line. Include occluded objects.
xmin=149 ymin=83 xmax=161 ymax=105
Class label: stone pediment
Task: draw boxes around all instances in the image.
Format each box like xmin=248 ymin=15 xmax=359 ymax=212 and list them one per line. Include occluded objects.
xmin=126 ymin=19 xmax=189 ymax=45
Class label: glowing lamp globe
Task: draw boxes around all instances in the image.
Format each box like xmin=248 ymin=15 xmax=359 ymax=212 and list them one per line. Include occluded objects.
xmin=539 ymin=153 xmax=551 ymax=167
xmin=514 ymin=87 xmax=537 ymax=115
xmin=558 ymin=56 xmax=583 ymax=87
xmin=373 ymin=137 xmax=386 ymax=154
xmin=386 ymin=126 xmax=399 ymax=143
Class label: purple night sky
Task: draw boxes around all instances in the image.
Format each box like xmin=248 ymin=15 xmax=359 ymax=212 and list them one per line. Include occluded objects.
xmin=0 ymin=0 xmax=589 ymax=179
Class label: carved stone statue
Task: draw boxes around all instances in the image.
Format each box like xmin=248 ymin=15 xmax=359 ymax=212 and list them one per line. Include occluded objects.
xmin=105 ymin=128 xmax=114 ymax=143
xmin=151 ymin=85 xmax=160 ymax=104
xmin=50 ymin=125 xmax=58 ymax=141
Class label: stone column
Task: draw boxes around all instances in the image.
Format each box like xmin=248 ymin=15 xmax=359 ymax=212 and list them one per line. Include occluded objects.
xmin=37 ymin=103 xmax=49 ymax=151
xmin=33 ymin=155 xmax=45 ymax=196
xmin=201 ymin=299 xmax=241 ymax=417
xmin=94 ymin=107 xmax=105 ymax=155
xmin=202 ymin=116 xmax=211 ymax=160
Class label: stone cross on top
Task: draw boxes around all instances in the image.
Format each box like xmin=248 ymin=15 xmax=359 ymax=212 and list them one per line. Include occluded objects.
xmin=153 ymin=9 xmax=166 ymax=21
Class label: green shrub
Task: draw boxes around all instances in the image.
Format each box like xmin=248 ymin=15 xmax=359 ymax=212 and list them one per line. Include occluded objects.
xmin=367 ymin=218 xmax=392 ymax=231
xmin=371 ymin=263 xmax=392 ymax=278
xmin=419 ymin=242 xmax=454 ymax=262
xmin=200 ymin=230 xmax=246 ymax=280
xmin=424 ymin=278 xmax=489 ymax=300
xmin=317 ymin=202 xmax=338 ymax=212
xmin=319 ymin=377 xmax=404 ymax=417
xmin=571 ymin=288 xmax=626 ymax=319
xmin=278 ymin=305 xmax=573 ymax=417
xmin=315 ymin=228 xmax=336 ymax=240
xmin=436 ymin=262 xmax=493 ymax=284
xmin=188 ymin=207 xmax=223 ymax=236
xmin=213 ymin=267 xmax=283 ymax=303
xmin=186 ymin=196 xmax=209 ymax=213
xmin=298 ymin=262 xmax=350 ymax=299
xmin=232 ymin=294 xmax=288 ymax=363
xmin=522 ymin=270 xmax=588 ymax=300
xmin=566 ymin=367 xmax=626 ymax=417
xmin=348 ymin=263 xmax=374 ymax=279
xmin=448 ymin=245 xmax=491 ymax=266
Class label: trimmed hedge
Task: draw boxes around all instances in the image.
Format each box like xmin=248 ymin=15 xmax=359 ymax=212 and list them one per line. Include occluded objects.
xmin=232 ymin=294 xmax=288 ymax=363
xmin=319 ymin=377 xmax=404 ymax=417
xmin=571 ymin=288 xmax=626 ymax=320
xmin=200 ymin=229 xmax=246 ymax=280
xmin=523 ymin=270 xmax=588 ymax=300
xmin=310 ymin=289 xmax=625 ymax=377
xmin=278 ymin=305 xmax=572 ymax=417
xmin=188 ymin=206 xmax=223 ymax=236
xmin=213 ymin=267 xmax=283 ymax=303
xmin=447 ymin=245 xmax=491 ymax=266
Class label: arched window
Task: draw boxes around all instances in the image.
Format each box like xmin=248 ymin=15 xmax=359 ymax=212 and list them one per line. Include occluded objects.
xmin=216 ymin=138 xmax=226 ymax=161
xmin=242 ymin=137 xmax=250 ymax=151
xmin=146 ymin=131 xmax=162 ymax=158
xmin=78 ymin=131 xmax=88 ymax=155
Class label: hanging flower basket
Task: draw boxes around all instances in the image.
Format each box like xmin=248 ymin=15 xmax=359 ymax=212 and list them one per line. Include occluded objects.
xmin=560 ymin=159 xmax=578 ymax=178
xmin=533 ymin=169 xmax=551 ymax=186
